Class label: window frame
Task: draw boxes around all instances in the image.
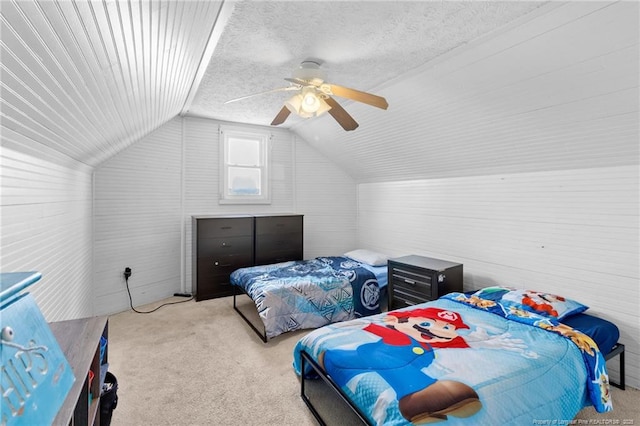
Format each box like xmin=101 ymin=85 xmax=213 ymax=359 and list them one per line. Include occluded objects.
xmin=219 ymin=125 xmax=271 ymax=205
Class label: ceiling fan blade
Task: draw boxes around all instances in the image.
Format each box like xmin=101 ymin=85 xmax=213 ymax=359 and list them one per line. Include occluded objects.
xmin=271 ymin=106 xmax=291 ymax=126
xmin=225 ymin=86 xmax=299 ymax=104
xmin=325 ymin=84 xmax=388 ymax=110
xmin=284 ymin=77 xmax=315 ymax=87
xmin=324 ymin=97 xmax=359 ymax=131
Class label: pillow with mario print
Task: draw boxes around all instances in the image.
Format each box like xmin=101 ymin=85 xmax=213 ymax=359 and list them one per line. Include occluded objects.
xmin=471 ymin=286 xmax=588 ymax=320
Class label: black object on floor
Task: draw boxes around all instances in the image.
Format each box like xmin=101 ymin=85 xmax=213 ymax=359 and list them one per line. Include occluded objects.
xmin=100 ymin=371 xmax=118 ymax=426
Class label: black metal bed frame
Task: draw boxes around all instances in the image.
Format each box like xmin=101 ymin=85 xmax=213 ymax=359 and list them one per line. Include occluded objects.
xmin=299 ymin=343 xmax=626 ymax=425
xmin=605 ymin=343 xmax=625 ymax=390
xmin=300 ymin=350 xmax=370 ymax=426
xmin=232 ymin=284 xmax=268 ymax=342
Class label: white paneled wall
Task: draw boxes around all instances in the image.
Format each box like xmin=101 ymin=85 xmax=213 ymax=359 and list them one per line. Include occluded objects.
xmin=183 ymin=117 xmax=296 ymax=216
xmin=294 ymin=137 xmax=358 ymax=258
xmin=357 ymin=165 xmax=639 ymax=389
xmin=93 ymin=119 xmax=183 ymax=314
xmin=93 ymin=115 xmax=357 ymax=305
xmin=182 ymin=117 xmax=297 ymax=293
xmin=0 ymin=146 xmax=93 ymax=321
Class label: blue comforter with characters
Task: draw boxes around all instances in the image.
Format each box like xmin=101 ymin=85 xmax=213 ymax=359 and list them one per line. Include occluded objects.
xmin=293 ymin=292 xmax=612 ymax=425
xmin=230 ymin=256 xmax=382 ymax=339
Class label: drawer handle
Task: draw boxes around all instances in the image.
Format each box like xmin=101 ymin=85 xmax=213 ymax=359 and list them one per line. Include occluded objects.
xmin=404 ymin=279 xmax=416 ymax=285
xmin=214 ymin=262 xmax=232 ymax=267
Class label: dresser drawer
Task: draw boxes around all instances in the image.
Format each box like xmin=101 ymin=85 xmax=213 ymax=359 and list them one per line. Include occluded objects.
xmin=255 ymin=234 xmax=302 ymax=252
xmin=198 ymin=254 xmax=251 ymax=274
xmin=197 ymin=236 xmax=253 ymax=257
xmin=195 ymin=257 xmax=247 ymax=300
xmin=195 ymin=272 xmax=234 ymax=299
xmin=255 ymin=247 xmax=303 ymax=265
xmin=196 ymin=217 xmax=253 ymax=238
xmin=255 ymin=215 xmax=302 ymax=235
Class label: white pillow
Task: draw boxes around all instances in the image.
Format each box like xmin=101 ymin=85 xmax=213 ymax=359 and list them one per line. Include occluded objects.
xmin=343 ymin=249 xmax=389 ymax=266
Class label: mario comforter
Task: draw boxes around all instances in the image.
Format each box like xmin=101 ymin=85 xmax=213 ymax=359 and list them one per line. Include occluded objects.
xmin=293 ymin=292 xmax=612 ymax=426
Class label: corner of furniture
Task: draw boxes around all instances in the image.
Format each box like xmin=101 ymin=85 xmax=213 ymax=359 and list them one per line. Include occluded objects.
xmin=50 ymin=316 xmax=110 ymax=425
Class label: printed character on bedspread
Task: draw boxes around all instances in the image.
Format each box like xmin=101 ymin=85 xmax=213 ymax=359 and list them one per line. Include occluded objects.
xmin=318 ymin=308 xmax=487 ymax=424
xmin=483 ymin=287 xmax=571 ymax=319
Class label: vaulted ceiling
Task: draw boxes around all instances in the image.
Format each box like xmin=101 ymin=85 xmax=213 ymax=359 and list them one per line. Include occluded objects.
xmin=2 ymin=1 xmax=637 ymax=183
xmin=184 ymin=1 xmax=545 ymax=128
xmin=0 ymin=0 xmax=546 ymax=168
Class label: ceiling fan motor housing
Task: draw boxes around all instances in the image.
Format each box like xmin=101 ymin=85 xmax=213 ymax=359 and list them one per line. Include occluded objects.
xmin=293 ymin=61 xmax=327 ymax=85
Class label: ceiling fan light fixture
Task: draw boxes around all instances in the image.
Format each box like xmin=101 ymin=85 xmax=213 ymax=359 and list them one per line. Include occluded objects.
xmin=285 ymin=90 xmax=331 ymax=118
xmin=300 ymin=88 xmax=320 ymax=114
xmin=284 ymin=94 xmax=302 ymax=114
xmin=315 ymin=98 xmax=332 ymax=116
xmin=263 ymin=59 xmax=387 ymax=130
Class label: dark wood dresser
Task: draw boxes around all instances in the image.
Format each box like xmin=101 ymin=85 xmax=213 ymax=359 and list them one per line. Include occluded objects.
xmin=254 ymin=214 xmax=304 ymax=265
xmin=192 ymin=214 xmax=303 ymax=301
xmin=388 ymin=255 xmax=463 ymax=310
xmin=192 ymin=215 xmax=254 ymax=301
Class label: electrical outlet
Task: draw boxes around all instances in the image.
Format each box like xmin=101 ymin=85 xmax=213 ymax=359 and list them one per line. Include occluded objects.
xmin=124 ymin=267 xmax=132 ymax=279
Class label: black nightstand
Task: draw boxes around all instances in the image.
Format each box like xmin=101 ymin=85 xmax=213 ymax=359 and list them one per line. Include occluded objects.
xmin=388 ymin=255 xmax=463 ymax=310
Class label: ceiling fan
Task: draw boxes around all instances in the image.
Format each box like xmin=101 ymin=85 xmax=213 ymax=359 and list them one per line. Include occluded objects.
xmin=225 ymin=60 xmax=388 ymax=131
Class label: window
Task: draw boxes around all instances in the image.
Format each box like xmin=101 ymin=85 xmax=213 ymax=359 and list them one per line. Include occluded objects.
xmin=219 ymin=126 xmax=270 ymax=204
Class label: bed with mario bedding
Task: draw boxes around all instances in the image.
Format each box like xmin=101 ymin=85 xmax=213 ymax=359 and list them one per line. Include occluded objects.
xmin=293 ymin=287 xmax=614 ymax=425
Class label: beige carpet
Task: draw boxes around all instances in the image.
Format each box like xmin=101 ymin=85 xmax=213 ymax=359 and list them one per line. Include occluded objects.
xmin=106 ymin=296 xmax=639 ymax=425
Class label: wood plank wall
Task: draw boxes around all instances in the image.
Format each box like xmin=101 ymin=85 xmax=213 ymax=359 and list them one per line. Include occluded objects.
xmin=294 ymin=138 xmax=358 ymax=257
xmin=92 ymin=116 xmax=358 ymax=313
xmin=351 ymin=1 xmax=639 ymax=390
xmin=181 ymin=117 xmax=297 ymax=294
xmin=357 ymin=164 xmax=639 ymax=388
xmin=93 ymin=119 xmax=183 ymax=313
xmin=0 ymin=147 xmax=94 ymax=321
xmin=182 ymin=117 xmax=358 ymax=294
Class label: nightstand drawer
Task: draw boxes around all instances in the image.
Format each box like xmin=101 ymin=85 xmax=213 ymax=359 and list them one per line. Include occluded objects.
xmin=391 ymin=268 xmax=433 ymax=296
xmin=393 ymin=286 xmax=429 ymax=306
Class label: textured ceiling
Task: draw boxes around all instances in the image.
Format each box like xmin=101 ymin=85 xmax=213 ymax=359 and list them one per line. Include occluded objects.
xmin=185 ymin=1 xmax=546 ymax=127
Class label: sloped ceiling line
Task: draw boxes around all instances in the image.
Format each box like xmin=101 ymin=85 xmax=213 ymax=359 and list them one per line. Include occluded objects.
xmin=181 ymin=0 xmax=236 ymax=116
xmin=1 ymin=0 xmax=224 ymax=168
